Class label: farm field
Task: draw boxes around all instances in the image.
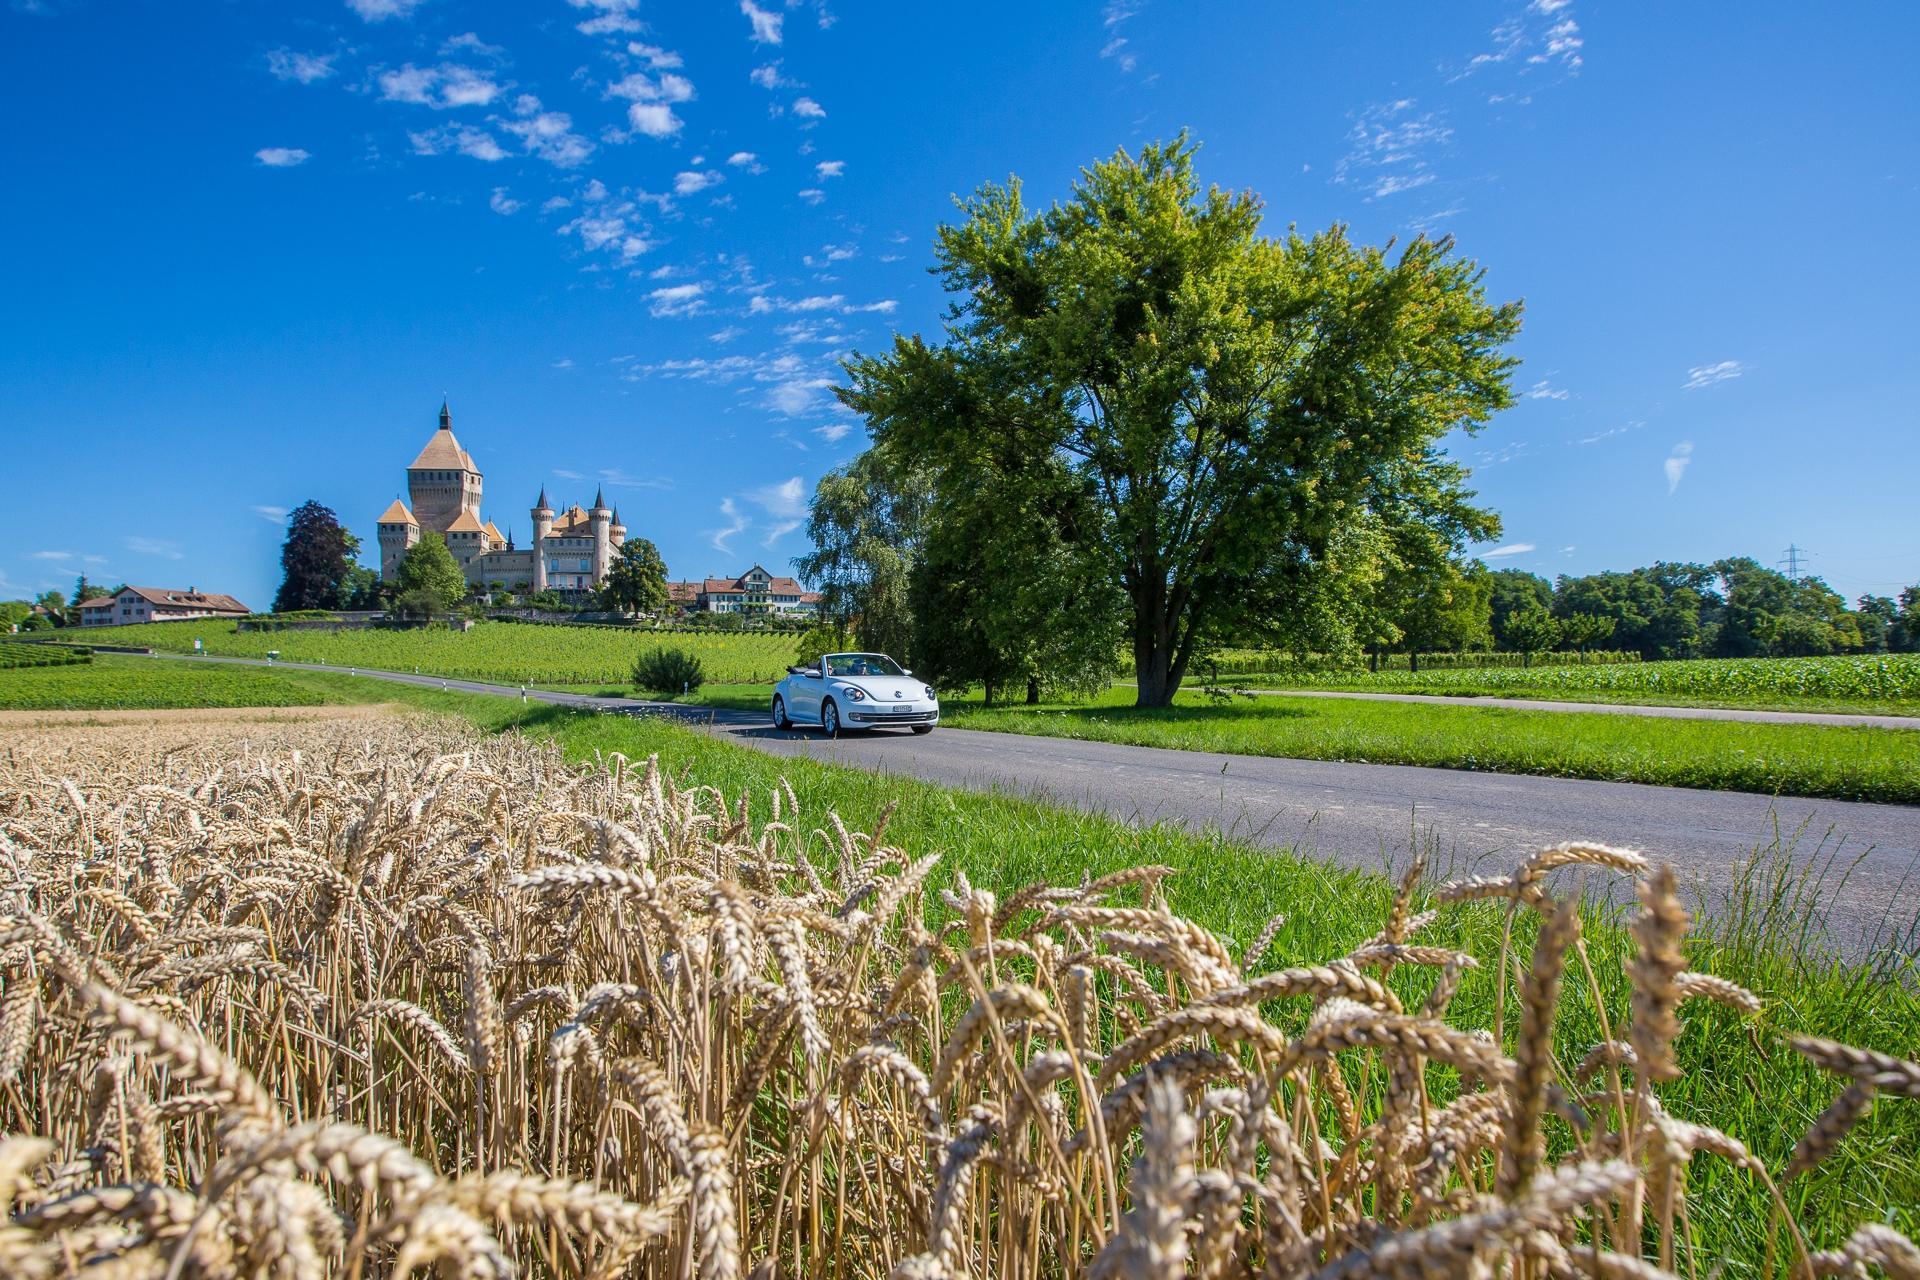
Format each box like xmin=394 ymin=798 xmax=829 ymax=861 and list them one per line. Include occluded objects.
xmin=945 ymin=685 xmax=1920 ymax=805
xmin=49 ymin=617 xmax=803 ymax=685
xmin=8 ymin=672 xmax=1907 ymax=1276
xmin=1203 ymin=652 xmax=1920 ymax=715
xmin=0 ymin=653 xmax=333 ymax=710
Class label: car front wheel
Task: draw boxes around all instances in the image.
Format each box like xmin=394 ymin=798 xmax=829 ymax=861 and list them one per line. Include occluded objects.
xmin=771 ymin=695 xmax=791 ymax=731
xmin=821 ymin=700 xmax=840 ymax=739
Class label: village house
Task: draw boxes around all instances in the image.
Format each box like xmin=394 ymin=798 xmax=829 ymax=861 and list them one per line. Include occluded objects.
xmin=75 ymin=586 xmax=251 ymax=627
xmin=667 ymin=565 xmax=821 ymax=617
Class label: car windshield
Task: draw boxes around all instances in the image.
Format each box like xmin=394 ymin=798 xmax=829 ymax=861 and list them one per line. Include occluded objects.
xmin=826 ymin=653 xmax=904 ymax=678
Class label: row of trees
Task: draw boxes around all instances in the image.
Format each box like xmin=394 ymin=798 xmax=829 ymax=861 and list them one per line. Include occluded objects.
xmin=1489 ymin=561 xmax=1918 ymax=660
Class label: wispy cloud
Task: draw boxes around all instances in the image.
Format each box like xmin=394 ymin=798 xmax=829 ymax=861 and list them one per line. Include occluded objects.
xmin=796 ymin=187 xmax=825 ymax=205
xmin=747 ymin=476 xmax=806 ymax=547
xmin=726 ymin=150 xmax=764 ymax=174
xmin=125 ymin=536 xmax=183 ymax=560
xmin=501 ymin=94 xmax=592 ymax=167
xmin=791 ymin=96 xmax=826 ymax=120
xmin=813 ymin=422 xmax=852 ymax=444
xmin=708 ymin=497 xmax=749 ymax=553
xmin=377 ymin=62 xmax=502 ymax=110
xmin=1574 ymin=420 xmax=1640 ymax=445
xmin=1664 ymin=441 xmax=1693 ymax=493
xmin=673 ymin=169 xmax=723 ymax=196
xmin=489 ymin=188 xmax=522 ymax=215
xmin=1337 ymin=99 xmax=1452 ymax=201
xmin=253 ymin=505 xmax=289 ymax=523
xmin=1682 ymin=359 xmax=1744 ymax=390
xmin=1524 ymin=379 xmax=1570 ymax=400
xmin=29 ymin=550 xmax=75 ymax=561
xmin=648 ymin=282 xmax=708 ymax=317
xmin=347 ymin=0 xmax=427 ymax=22
xmin=409 ymin=125 xmax=507 ymax=161
xmin=266 ymin=48 xmax=336 ymax=84
xmin=1481 ymin=542 xmax=1536 ymax=559
xmin=740 ymin=0 xmax=783 ymax=44
xmin=1099 ymin=0 xmax=1142 ymax=73
xmin=254 ymin=147 xmax=311 ymax=167
xmin=814 ymin=159 xmax=844 ymax=180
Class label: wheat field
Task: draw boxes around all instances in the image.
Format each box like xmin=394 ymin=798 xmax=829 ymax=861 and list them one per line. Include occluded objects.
xmin=0 ymin=716 xmax=1914 ymax=1279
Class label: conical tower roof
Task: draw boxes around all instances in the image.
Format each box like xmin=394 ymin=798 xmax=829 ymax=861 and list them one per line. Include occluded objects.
xmin=534 ymin=485 xmax=552 ymax=512
xmin=592 ymin=485 xmax=607 ymax=511
xmin=409 ymin=400 xmax=478 ymax=472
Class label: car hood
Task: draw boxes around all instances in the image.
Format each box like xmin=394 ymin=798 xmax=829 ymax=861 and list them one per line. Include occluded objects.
xmin=831 ymin=675 xmax=930 ymax=700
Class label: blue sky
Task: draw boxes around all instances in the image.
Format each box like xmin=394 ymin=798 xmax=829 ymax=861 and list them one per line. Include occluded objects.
xmin=3 ymin=0 xmax=1915 ymax=609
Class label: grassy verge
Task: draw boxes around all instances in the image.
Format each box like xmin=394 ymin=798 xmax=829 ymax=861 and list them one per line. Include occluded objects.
xmin=261 ymin=666 xmax=1920 ymax=1268
xmin=1209 ymin=682 xmax=1920 ymax=717
xmin=943 ymin=686 xmax=1920 ymax=805
xmin=0 ymin=654 xmax=344 ymax=711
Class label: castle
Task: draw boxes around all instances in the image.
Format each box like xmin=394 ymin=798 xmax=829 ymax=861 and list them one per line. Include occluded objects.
xmin=375 ymin=401 xmax=628 ymax=596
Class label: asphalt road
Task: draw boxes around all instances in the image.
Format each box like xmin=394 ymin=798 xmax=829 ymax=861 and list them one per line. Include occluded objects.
xmin=149 ymin=653 xmax=1920 ymax=951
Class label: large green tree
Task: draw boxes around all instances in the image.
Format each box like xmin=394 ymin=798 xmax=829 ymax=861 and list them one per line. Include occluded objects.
xmin=394 ymin=532 xmax=467 ymax=617
xmin=273 ymin=501 xmax=361 ymax=612
xmin=1488 ymin=569 xmax=1553 ymax=649
xmin=600 ymin=537 xmax=670 ymax=615
xmin=841 ymin=137 xmax=1519 ymax=706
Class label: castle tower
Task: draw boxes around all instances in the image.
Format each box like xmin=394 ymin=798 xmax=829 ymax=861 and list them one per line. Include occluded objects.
xmin=406 ymin=399 xmax=484 ymax=532
xmin=530 ymin=486 xmax=554 ymax=594
xmin=609 ymin=507 xmax=627 ymax=553
xmin=589 ymin=486 xmax=613 ymax=586
xmin=375 ymin=499 xmax=420 ymax=582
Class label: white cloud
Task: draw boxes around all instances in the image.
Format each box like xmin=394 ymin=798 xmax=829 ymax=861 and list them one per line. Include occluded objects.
xmin=1371 ymin=173 xmax=1435 ymax=198
xmin=673 ymin=169 xmax=723 ymax=196
xmin=740 ymin=0 xmax=783 ymax=44
xmin=347 ymin=0 xmax=426 ymax=21
xmin=813 ymin=423 xmax=852 ymax=443
xmin=791 ymin=96 xmax=826 ymax=119
xmin=254 ymin=147 xmax=311 ymax=167
xmin=649 ymin=282 xmax=708 ymax=317
xmin=1682 ymin=359 xmax=1744 ymax=390
xmin=577 ymin=13 xmax=642 ymax=34
xmin=628 ymin=42 xmax=683 ymax=69
xmin=796 ymin=187 xmax=825 ymax=205
xmin=266 ymin=49 xmax=336 ymax=84
xmin=377 ymin=63 xmax=502 ymax=110
xmin=609 ymin=71 xmax=695 ymax=105
xmin=409 ymin=125 xmax=508 ymax=161
xmin=1100 ymin=0 xmax=1142 ymax=72
xmin=1339 ymin=99 xmax=1451 ymax=201
xmin=29 ymin=550 xmax=75 ymax=561
xmin=814 ymin=159 xmax=844 ymax=180
xmin=489 ymin=188 xmax=522 ymax=215
xmin=1575 ymin=421 xmax=1640 ymax=446
xmin=844 ymin=299 xmax=897 ymax=313
xmin=254 ymin=505 xmax=289 ymax=523
xmin=1524 ymin=379 xmax=1570 ymax=400
xmin=541 ymin=195 xmax=572 ymax=212
xmin=502 ymin=95 xmax=593 ymax=167
xmin=551 ymin=358 xmax=574 ymax=369
xmin=749 ymin=62 xmax=796 ymax=90
xmin=125 ymin=536 xmax=183 ymax=560
xmin=1481 ymin=542 xmax=1535 ymax=559
xmin=626 ymin=102 xmax=682 ymax=139
xmin=709 ymin=497 xmax=749 ymax=553
xmin=1665 ymin=441 xmax=1693 ymax=493
xmin=710 ymin=326 xmax=745 ymax=344
xmin=749 ymin=476 xmax=806 ymax=519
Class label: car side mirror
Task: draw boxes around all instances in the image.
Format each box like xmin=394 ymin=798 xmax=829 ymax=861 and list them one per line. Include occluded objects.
xmin=902 ymin=669 xmax=913 ymax=676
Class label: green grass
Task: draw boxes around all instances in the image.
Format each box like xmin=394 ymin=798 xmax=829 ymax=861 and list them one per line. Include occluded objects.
xmin=942 ymin=686 xmax=1920 ymax=804
xmin=255 ymin=665 xmax=1920 ymax=1271
xmin=1210 ymin=652 xmax=1920 ymax=715
xmin=55 ymin=618 xmax=801 ymax=685
xmin=0 ymin=654 xmax=337 ymax=711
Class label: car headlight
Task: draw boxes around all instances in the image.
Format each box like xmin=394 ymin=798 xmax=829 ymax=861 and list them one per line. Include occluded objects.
xmin=924 ymin=685 xmax=937 ymax=701
xmin=841 ymin=685 xmax=867 ymax=701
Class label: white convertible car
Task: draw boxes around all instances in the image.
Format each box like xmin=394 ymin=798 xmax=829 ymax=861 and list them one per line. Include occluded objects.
xmin=772 ymin=652 xmax=939 ymax=737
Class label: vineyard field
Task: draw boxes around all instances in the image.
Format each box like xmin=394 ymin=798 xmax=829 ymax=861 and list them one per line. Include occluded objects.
xmin=1230 ymin=652 xmax=1920 ymax=707
xmin=56 ymin=619 xmax=802 ymax=685
xmin=0 ymin=656 xmax=326 ymax=710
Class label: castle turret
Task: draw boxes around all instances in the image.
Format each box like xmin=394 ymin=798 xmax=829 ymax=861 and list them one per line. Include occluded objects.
xmin=375 ymin=498 xmax=419 ymax=582
xmin=609 ymin=507 xmax=627 ymax=552
xmin=589 ymin=486 xmax=613 ymax=586
xmin=530 ymin=486 xmax=554 ymax=594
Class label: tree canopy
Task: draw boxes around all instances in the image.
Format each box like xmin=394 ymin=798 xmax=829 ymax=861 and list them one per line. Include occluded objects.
xmin=394 ymin=532 xmax=467 ymax=616
xmin=273 ymin=501 xmax=361 ymax=613
xmin=600 ymin=537 xmax=670 ymax=615
xmin=838 ymin=136 xmax=1519 ymax=705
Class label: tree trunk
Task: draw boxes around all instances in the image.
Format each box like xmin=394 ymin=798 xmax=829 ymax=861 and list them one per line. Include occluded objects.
xmin=1409 ymin=651 xmax=1419 ymax=674
xmin=1025 ymin=677 xmax=1040 ymax=705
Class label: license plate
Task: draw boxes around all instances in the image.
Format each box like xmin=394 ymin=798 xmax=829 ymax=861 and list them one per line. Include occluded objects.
xmin=891 ymin=704 xmax=912 ymax=714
